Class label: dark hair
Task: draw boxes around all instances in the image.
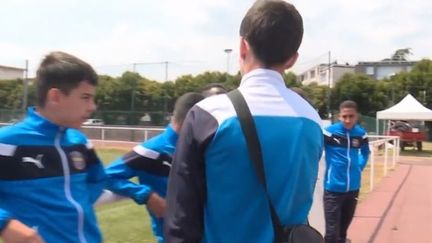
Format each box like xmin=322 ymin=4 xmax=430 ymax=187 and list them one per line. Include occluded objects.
xmin=239 ymin=0 xmax=303 ymax=67
xmin=201 ymin=83 xmax=227 ymax=97
xmin=36 ymin=51 xmax=98 ymax=107
xmin=339 ymin=100 xmax=358 ymax=111
xmin=290 ymin=87 xmax=306 ymax=99
xmin=173 ymin=92 xmax=205 ymax=125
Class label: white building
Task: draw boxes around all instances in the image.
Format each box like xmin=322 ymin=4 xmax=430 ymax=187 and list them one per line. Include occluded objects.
xmin=354 ymin=60 xmax=417 ymax=80
xmin=298 ymin=63 xmax=355 ymax=88
xmin=0 ymin=65 xmax=25 ymax=80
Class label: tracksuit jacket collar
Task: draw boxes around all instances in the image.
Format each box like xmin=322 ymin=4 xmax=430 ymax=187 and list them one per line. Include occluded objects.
xmin=240 ymin=68 xmax=285 ymax=88
xmin=24 ymin=107 xmax=66 ymax=134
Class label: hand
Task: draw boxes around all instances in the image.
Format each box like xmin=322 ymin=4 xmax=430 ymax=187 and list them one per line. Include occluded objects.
xmin=147 ymin=192 xmax=166 ymax=218
xmin=1 ymin=219 xmax=44 ymax=243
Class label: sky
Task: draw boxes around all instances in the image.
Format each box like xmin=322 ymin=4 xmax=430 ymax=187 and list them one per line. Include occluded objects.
xmin=1 ymin=0 xmax=431 ymax=81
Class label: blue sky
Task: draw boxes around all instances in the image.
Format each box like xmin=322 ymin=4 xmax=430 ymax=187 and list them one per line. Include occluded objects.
xmin=1 ymin=0 xmax=431 ymax=81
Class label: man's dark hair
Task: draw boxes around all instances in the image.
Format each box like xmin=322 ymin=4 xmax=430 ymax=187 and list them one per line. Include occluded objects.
xmin=173 ymin=92 xmax=205 ymax=125
xmin=240 ymin=0 xmax=303 ymax=67
xmin=201 ymin=83 xmax=227 ymax=97
xmin=339 ymin=100 xmax=358 ymax=112
xmin=36 ymin=51 xmax=98 ymax=107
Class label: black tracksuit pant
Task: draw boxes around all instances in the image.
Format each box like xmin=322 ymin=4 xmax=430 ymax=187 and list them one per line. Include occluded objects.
xmin=323 ymin=190 xmax=359 ymax=243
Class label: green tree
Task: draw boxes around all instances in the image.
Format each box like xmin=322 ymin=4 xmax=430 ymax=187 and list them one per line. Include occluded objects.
xmin=390 ymin=48 xmax=412 ymax=61
xmin=331 ymin=73 xmax=388 ymax=116
xmin=303 ymin=83 xmax=330 ymax=118
xmin=283 ymin=72 xmax=300 ymax=87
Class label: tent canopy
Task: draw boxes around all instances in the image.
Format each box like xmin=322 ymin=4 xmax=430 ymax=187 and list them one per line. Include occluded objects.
xmin=376 ymin=94 xmax=432 ymax=121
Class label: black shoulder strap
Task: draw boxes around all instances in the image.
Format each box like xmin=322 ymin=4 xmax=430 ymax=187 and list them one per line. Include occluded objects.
xmin=227 ymin=89 xmax=284 ymax=241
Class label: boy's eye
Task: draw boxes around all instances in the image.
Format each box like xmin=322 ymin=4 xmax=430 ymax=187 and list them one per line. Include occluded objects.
xmin=81 ymin=95 xmax=93 ymax=100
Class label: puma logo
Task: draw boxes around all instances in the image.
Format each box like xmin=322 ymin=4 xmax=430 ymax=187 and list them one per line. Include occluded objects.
xmin=333 ymin=137 xmax=341 ymax=144
xmin=22 ymin=155 xmax=44 ymax=169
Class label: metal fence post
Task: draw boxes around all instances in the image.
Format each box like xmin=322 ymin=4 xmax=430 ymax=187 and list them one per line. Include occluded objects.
xmin=384 ymin=139 xmax=388 ymax=176
xmin=101 ymin=128 xmax=105 ymax=147
xmin=396 ymin=138 xmax=400 ymax=162
xmin=392 ymin=138 xmax=396 ymax=168
xmin=369 ymin=144 xmax=375 ymax=192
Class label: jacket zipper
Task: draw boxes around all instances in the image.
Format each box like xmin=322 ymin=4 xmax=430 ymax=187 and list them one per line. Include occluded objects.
xmin=346 ymin=131 xmax=351 ymax=192
xmin=55 ymin=128 xmax=88 ymax=243
xmin=327 ymin=166 xmax=332 ymax=185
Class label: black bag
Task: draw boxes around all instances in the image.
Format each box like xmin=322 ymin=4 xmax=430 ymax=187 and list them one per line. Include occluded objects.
xmin=227 ymin=89 xmax=324 ymax=243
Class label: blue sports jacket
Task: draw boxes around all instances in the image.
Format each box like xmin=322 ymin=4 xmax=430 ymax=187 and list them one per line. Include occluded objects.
xmin=0 ymin=107 xmax=106 ymax=243
xmin=323 ymin=122 xmax=370 ymax=192
xmin=105 ymin=125 xmax=177 ymax=243
xmin=165 ymin=69 xmax=324 ymax=243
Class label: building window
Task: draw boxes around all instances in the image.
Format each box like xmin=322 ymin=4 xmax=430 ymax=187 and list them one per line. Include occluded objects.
xmin=310 ymin=70 xmax=316 ymax=79
xmin=366 ymin=66 xmax=374 ymax=75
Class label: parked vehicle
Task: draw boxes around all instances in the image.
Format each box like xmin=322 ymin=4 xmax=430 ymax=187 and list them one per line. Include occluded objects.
xmin=83 ymin=119 xmax=104 ymax=126
xmin=387 ymin=120 xmax=428 ymax=151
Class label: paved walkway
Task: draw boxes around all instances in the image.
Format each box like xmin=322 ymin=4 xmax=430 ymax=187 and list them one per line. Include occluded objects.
xmin=349 ymin=156 xmax=432 ymax=243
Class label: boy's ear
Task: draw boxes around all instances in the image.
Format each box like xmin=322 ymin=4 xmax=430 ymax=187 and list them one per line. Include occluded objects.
xmin=46 ymin=88 xmax=63 ymax=105
xmin=171 ymin=118 xmax=181 ymax=133
xmin=283 ymin=52 xmax=299 ymax=70
xmin=240 ymin=37 xmax=249 ymax=60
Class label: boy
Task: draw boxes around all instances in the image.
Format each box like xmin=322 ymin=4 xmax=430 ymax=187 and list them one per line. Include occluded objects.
xmin=165 ymin=1 xmax=323 ymax=242
xmin=0 ymin=51 xmax=106 ymax=243
xmin=105 ymin=92 xmax=204 ymax=243
xmin=201 ymin=83 xmax=227 ymax=97
xmin=323 ymin=100 xmax=370 ymax=243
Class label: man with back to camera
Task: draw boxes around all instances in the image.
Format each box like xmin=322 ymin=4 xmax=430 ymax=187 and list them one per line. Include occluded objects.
xmin=0 ymin=51 xmax=106 ymax=243
xmin=323 ymin=100 xmax=370 ymax=243
xmin=164 ymin=1 xmax=324 ymax=242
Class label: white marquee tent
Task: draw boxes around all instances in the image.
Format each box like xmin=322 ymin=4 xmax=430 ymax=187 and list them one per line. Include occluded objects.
xmin=376 ymin=94 xmax=432 ymax=134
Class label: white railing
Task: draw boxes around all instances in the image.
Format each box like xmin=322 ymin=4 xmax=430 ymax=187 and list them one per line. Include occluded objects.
xmin=367 ymin=135 xmax=400 ymax=191
xmin=2 ymin=120 xmax=401 ymax=204
xmin=81 ymin=125 xmax=165 ymax=142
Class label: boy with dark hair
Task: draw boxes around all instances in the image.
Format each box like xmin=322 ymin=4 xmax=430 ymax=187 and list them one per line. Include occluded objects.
xmin=165 ymin=1 xmax=323 ymax=242
xmin=105 ymin=92 xmax=204 ymax=243
xmin=0 ymin=51 xmax=106 ymax=243
xmin=323 ymin=100 xmax=370 ymax=243
xmin=201 ymin=83 xmax=227 ymax=97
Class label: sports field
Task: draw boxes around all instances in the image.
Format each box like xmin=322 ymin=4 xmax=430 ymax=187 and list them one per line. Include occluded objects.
xmin=96 ymin=148 xmax=156 ymax=243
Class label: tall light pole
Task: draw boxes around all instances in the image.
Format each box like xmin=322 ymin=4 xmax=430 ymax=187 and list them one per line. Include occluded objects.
xmin=22 ymin=60 xmax=29 ymax=112
xmin=327 ymin=51 xmax=332 ymax=120
xmin=224 ymin=49 xmax=232 ymax=74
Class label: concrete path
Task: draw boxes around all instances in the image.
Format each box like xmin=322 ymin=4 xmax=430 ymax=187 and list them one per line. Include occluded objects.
xmin=349 ymin=156 xmax=432 ymax=243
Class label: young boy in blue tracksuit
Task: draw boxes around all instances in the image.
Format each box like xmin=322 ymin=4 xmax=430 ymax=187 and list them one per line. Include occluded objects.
xmin=323 ymin=100 xmax=370 ymax=243
xmin=105 ymin=92 xmax=204 ymax=243
xmin=0 ymin=52 xmax=106 ymax=243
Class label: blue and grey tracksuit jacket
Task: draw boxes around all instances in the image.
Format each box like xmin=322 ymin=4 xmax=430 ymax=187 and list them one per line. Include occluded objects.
xmin=323 ymin=122 xmax=370 ymax=193
xmin=165 ymin=68 xmax=324 ymax=243
xmin=105 ymin=125 xmax=177 ymax=243
xmin=0 ymin=107 xmax=106 ymax=243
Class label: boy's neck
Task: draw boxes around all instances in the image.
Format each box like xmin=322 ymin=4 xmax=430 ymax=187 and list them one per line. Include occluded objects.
xmin=241 ymin=57 xmax=285 ymax=76
xmin=36 ymin=106 xmax=63 ymax=127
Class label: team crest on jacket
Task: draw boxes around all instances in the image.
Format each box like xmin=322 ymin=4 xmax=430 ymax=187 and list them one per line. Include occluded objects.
xmin=352 ymin=139 xmax=360 ymax=147
xmin=70 ymin=151 xmax=86 ymax=170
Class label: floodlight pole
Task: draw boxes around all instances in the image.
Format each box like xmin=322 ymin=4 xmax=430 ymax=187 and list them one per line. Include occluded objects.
xmin=224 ymin=49 xmax=233 ymax=74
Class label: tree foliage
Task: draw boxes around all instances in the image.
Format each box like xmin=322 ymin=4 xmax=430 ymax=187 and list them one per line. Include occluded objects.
xmin=1 ymin=59 xmax=431 ymax=126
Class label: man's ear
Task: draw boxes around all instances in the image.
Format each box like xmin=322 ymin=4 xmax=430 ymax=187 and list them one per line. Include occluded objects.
xmin=239 ymin=37 xmax=250 ymax=60
xmin=171 ymin=117 xmax=181 ymax=133
xmin=283 ymin=52 xmax=299 ymax=69
xmin=45 ymin=88 xmax=63 ymax=106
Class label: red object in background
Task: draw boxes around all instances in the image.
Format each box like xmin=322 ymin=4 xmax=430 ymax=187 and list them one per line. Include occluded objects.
xmin=387 ymin=130 xmax=427 ymax=151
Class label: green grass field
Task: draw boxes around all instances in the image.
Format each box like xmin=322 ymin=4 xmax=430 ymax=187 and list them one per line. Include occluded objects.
xmin=96 ymin=148 xmax=156 ymax=243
